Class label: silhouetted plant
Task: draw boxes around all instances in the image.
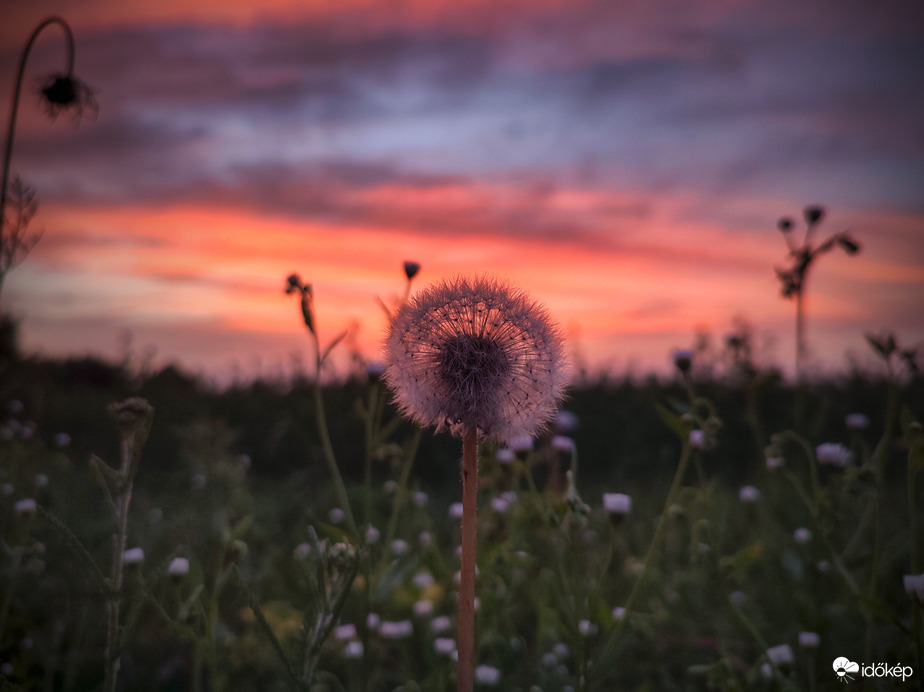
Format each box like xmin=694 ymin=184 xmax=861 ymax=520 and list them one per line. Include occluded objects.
xmin=1 ymin=16 xmax=96 ymax=301
xmin=775 ymin=206 xmax=860 ymax=383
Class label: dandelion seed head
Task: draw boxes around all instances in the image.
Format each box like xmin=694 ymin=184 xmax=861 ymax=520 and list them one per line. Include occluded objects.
xmin=384 ymin=276 xmax=567 ymax=443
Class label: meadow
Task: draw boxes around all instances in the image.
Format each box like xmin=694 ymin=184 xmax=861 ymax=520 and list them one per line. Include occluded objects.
xmin=1 ymin=310 xmax=921 ymax=691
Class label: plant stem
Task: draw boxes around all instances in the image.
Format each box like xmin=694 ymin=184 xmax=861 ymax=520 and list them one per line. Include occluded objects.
xmin=104 ymin=437 xmax=133 ymax=692
xmin=457 ymin=427 xmax=478 ymax=692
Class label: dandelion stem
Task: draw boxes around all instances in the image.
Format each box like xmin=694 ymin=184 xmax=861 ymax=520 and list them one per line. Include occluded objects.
xmin=457 ymin=426 xmax=479 ymax=692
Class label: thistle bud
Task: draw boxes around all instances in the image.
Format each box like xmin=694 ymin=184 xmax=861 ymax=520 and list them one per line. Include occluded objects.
xmin=403 ymin=261 xmax=421 ymax=280
xmin=803 ymin=205 xmax=825 ymax=226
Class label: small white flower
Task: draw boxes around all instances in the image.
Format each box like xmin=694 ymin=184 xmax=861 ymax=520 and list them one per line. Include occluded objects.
xmin=14 ymin=498 xmax=36 ymax=517
xmin=344 ymin=640 xmax=363 ymax=659
xmin=739 ymin=486 xmax=761 ymax=503
xmin=903 ymin=574 xmax=924 ymax=604
xmin=412 ymin=491 xmax=428 ymax=507
xmin=390 ymin=539 xmax=408 ymax=556
xmin=794 ymin=527 xmax=813 ymax=545
xmin=378 ymin=620 xmax=413 ymax=639
xmin=578 ymin=619 xmax=597 ymax=637
xmin=434 ymin=637 xmax=456 ymax=655
xmin=168 ymin=557 xmax=190 ymax=577
xmin=611 ymin=607 xmax=626 ymax=620
xmin=765 ymin=456 xmax=784 ymax=471
xmin=122 ymin=547 xmax=145 ymax=565
xmin=551 ymin=435 xmax=575 ymax=453
xmin=366 ymin=612 xmax=381 ymax=631
xmin=766 ymin=644 xmax=793 ymax=667
xmin=364 ymin=525 xmax=381 ymax=544
xmin=496 ymin=448 xmax=515 ymax=465
xmin=293 ymin=542 xmax=312 ymax=559
xmin=449 ymin=502 xmax=464 ymax=519
xmin=328 ymin=507 xmax=346 ymax=524
xmin=761 ymin=662 xmax=774 ymax=679
xmin=491 ymin=496 xmax=511 ymax=514
xmin=816 ymin=443 xmax=850 ymax=468
xmin=509 ymin=435 xmax=533 ymax=453
xmin=798 ymin=632 xmax=820 ymax=648
xmin=845 ymin=413 xmax=870 ymax=430
xmin=412 ymin=599 xmax=434 ymax=618
xmin=412 ymin=571 xmax=435 ymax=589
xmin=334 ymin=623 xmax=357 ymax=641
xmin=689 ymin=429 xmax=705 ymax=449
xmin=430 ymin=615 xmax=452 ymax=633
xmin=555 ymin=409 xmax=579 ymax=432
xmin=602 ymin=493 xmax=632 ymax=516
xmin=474 ymin=664 xmax=501 ymax=685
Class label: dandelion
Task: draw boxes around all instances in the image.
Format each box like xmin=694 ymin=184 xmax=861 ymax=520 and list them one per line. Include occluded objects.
xmin=816 ymin=443 xmax=850 ymax=467
xmin=728 ymin=591 xmax=748 ymax=607
xmin=34 ymin=474 xmax=48 ymax=489
xmin=384 ymin=276 xmax=566 ymax=692
xmin=364 ymin=525 xmax=381 ymax=544
xmin=490 ymin=496 xmax=511 ymax=514
xmin=418 ymin=530 xmax=433 ymax=548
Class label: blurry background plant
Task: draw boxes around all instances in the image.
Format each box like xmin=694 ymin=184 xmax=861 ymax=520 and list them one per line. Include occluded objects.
xmin=774 ymin=206 xmax=861 ymax=387
xmin=1 ymin=15 xmax=96 ymax=302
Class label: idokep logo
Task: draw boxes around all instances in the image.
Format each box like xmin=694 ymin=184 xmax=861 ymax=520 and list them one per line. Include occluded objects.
xmin=833 ymin=657 xmax=913 ymax=684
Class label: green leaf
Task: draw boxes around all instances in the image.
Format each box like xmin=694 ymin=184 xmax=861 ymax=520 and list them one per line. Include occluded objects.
xmin=655 ymin=402 xmax=690 ymax=439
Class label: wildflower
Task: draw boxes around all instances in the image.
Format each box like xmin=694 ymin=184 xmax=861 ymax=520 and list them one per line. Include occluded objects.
xmin=167 ymin=557 xmax=189 ymax=578
xmin=474 ymin=664 xmax=501 ymax=685
xmin=54 ymin=432 xmax=71 ymax=448
xmin=491 ymin=496 xmax=511 ymax=514
xmin=816 ymin=443 xmax=850 ymax=467
xmin=798 ymin=632 xmax=820 ymax=648
xmin=689 ymin=429 xmax=705 ymax=449
xmin=366 ymin=613 xmax=381 ymax=631
xmin=553 ymin=642 xmax=569 ymax=659
xmin=366 ymin=361 xmax=387 ymax=382
xmin=448 ymin=502 xmax=464 ymax=519
xmin=431 ymin=615 xmax=452 ymax=633
xmin=794 ymin=527 xmax=813 ymax=545
xmin=555 ymin=409 xmax=579 ymax=432
xmin=578 ymin=619 xmax=597 ymax=637
xmin=364 ymin=525 xmax=381 ymax=544
xmin=328 ymin=507 xmax=346 ymax=524
xmin=602 ymin=493 xmax=632 ymax=523
xmin=435 ymin=637 xmax=457 ymax=655
xmin=383 ymin=276 xmax=567 ymax=443
xmin=765 ymin=456 xmax=784 ymax=471
xmin=412 ymin=491 xmax=429 ymax=507
xmin=34 ymin=474 xmax=48 ymax=489
xmin=413 ymin=599 xmax=434 ymax=618
xmin=122 ymin=547 xmax=145 ymax=566
xmin=418 ymin=530 xmax=433 ymax=548
xmin=761 ymin=663 xmax=774 ymax=679
xmin=495 ymin=448 xmax=515 ymax=465
xmin=804 ymin=205 xmax=825 ymax=226
xmin=903 ymin=574 xmax=924 ymax=604
xmin=611 ymin=607 xmax=626 ymax=620
xmin=14 ymin=498 xmax=36 ymax=517
xmin=766 ymin=644 xmax=794 ymax=667
xmin=378 ymin=620 xmax=413 ymax=639
xmin=551 ymin=435 xmax=575 ymax=453
xmin=728 ymin=591 xmax=747 ymax=607
xmin=509 ymin=435 xmax=533 ymax=453
xmin=334 ymin=623 xmax=357 ymax=640
xmin=404 ymin=261 xmax=421 ymax=281
xmin=672 ymin=349 xmax=694 ymax=373
xmin=390 ymin=539 xmax=409 ymax=556
xmin=293 ymin=543 xmax=312 ymax=559
xmin=344 ymin=640 xmax=363 ymax=659
xmin=542 ymin=652 xmax=558 ymax=667
xmin=739 ymin=486 xmax=761 ymax=503
xmin=413 ymin=571 xmax=435 ymax=589
xmin=845 ymin=413 xmax=870 ymax=430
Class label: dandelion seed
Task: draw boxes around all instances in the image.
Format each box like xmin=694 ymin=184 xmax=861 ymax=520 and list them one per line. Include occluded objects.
xmin=404 ymin=261 xmax=421 ymax=281
xmin=383 ymin=276 xmax=567 ymax=442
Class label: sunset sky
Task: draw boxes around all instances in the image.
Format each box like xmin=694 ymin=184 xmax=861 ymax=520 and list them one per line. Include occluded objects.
xmin=3 ymin=0 xmax=923 ymax=382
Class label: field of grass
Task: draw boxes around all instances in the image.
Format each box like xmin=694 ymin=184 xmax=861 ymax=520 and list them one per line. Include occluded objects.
xmin=1 ymin=322 xmax=922 ymax=691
